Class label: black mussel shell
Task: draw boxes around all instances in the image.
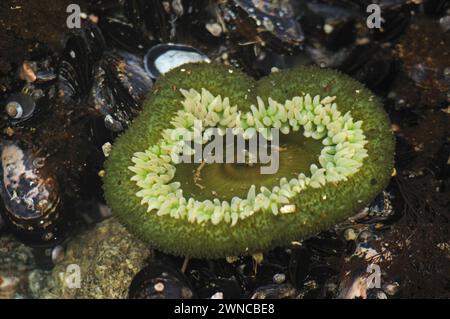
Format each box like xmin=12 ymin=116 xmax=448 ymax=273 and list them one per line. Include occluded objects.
xmin=196 ymin=277 xmax=243 ymax=299
xmin=124 ymin=0 xmax=171 ymax=42
xmin=19 ymin=55 xmax=58 ymax=84
xmin=365 ymin=191 xmax=396 ymax=224
xmin=349 ymin=183 xmax=403 ymax=226
xmin=336 ymin=265 xmax=372 ymax=299
xmin=300 ymin=0 xmax=360 ymax=51
xmin=304 ymin=234 xmax=347 ymax=257
xmin=305 ymin=44 xmax=351 ymax=69
xmin=123 ymin=0 xmax=206 ymax=43
xmin=422 ymin=0 xmax=450 ymax=16
xmin=0 ymin=141 xmax=65 ymax=246
xmin=340 ymin=44 xmax=394 ymax=91
xmin=0 ymin=208 xmax=5 ymax=234
xmin=129 ymin=260 xmax=196 ymax=299
xmin=91 ymin=50 xmax=153 ymax=132
xmin=354 ymin=54 xmax=394 ymax=92
xmin=144 ymin=44 xmax=210 ymax=79
xmin=123 ymin=0 xmax=149 ymax=31
xmin=235 ymin=45 xmax=312 ymax=78
xmin=219 ymin=0 xmax=304 ymax=53
xmin=249 ymin=283 xmax=298 ymax=299
xmin=366 ymin=0 xmax=411 ymax=43
xmin=89 ymin=0 xmax=124 ymax=15
xmin=98 ymin=17 xmax=154 ymax=54
xmin=429 ymin=141 xmax=450 ymax=181
xmin=289 ymin=246 xmax=312 ymax=288
xmin=183 ymin=258 xmax=244 ymax=299
xmin=58 ymin=22 xmax=106 ymax=104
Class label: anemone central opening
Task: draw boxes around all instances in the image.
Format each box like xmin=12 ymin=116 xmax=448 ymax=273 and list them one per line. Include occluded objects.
xmin=172 ymin=130 xmax=323 ymax=201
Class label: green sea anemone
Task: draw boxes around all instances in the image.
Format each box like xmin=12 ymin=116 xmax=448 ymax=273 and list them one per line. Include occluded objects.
xmin=103 ymin=63 xmax=395 ymax=258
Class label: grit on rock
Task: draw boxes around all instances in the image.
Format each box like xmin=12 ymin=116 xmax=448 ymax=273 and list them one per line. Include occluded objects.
xmin=0 ymin=235 xmax=35 ymax=298
xmin=0 ymin=0 xmax=85 ymax=76
xmin=44 ymin=218 xmax=151 ymax=299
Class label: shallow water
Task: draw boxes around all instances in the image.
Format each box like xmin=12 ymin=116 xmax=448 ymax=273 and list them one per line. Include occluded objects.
xmin=0 ymin=0 xmax=449 ymax=299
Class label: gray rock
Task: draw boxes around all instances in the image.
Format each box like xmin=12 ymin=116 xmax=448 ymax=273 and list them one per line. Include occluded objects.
xmin=28 ymin=269 xmax=53 ymax=299
xmin=0 ymin=235 xmax=35 ymax=274
xmin=0 ymin=235 xmax=35 ymax=298
xmin=47 ymin=218 xmax=151 ymax=299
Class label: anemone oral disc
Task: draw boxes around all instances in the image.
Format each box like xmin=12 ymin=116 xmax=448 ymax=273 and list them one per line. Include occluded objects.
xmin=129 ymin=88 xmax=368 ymax=226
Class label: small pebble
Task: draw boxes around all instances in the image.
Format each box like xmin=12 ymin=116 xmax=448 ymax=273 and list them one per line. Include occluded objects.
xmin=323 ymin=24 xmax=334 ymax=34
xmin=206 ymin=22 xmax=222 ymax=37
xmin=226 ymin=256 xmax=239 ymax=263
xmin=154 ymin=282 xmax=165 ymax=292
xmin=211 ymin=291 xmax=224 ymax=299
xmin=102 ymin=142 xmax=112 ymax=157
xmin=51 ymin=245 xmax=65 ymax=265
xmin=384 ymin=282 xmax=400 ymax=296
xmin=344 ymin=228 xmax=357 ymax=241
xmin=273 ymin=273 xmax=286 ymax=284
xmin=439 ymin=16 xmax=450 ymax=32
xmin=270 ymin=67 xmax=280 ymax=73
xmin=374 ymin=290 xmax=388 ymax=299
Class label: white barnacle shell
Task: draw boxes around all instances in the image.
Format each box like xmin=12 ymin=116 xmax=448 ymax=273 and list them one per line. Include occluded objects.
xmin=280 ymin=204 xmax=296 ymax=214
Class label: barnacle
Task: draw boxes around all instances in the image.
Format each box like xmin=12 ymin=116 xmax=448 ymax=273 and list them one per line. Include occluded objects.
xmin=103 ymin=63 xmax=395 ymax=258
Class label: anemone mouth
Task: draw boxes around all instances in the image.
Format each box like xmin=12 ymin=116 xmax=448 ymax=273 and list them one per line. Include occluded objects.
xmin=174 ymin=130 xmax=323 ymax=201
xmin=129 ymin=88 xmax=368 ymax=226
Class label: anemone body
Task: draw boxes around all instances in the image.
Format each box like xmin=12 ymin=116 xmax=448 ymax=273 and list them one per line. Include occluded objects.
xmin=103 ymin=63 xmax=395 ymax=258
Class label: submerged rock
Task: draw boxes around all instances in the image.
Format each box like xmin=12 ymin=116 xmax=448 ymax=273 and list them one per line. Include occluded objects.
xmin=0 ymin=236 xmax=35 ymax=273
xmin=46 ymin=218 xmax=151 ymax=299
xmin=0 ymin=235 xmax=35 ymax=298
xmin=28 ymin=269 xmax=53 ymax=299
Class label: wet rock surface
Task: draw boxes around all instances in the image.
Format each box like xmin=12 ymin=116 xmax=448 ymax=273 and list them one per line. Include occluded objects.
xmin=0 ymin=0 xmax=85 ymax=76
xmin=0 ymin=236 xmax=35 ymax=274
xmin=393 ymin=17 xmax=450 ymax=109
xmin=0 ymin=235 xmax=35 ymax=298
xmin=44 ymin=218 xmax=151 ymax=299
